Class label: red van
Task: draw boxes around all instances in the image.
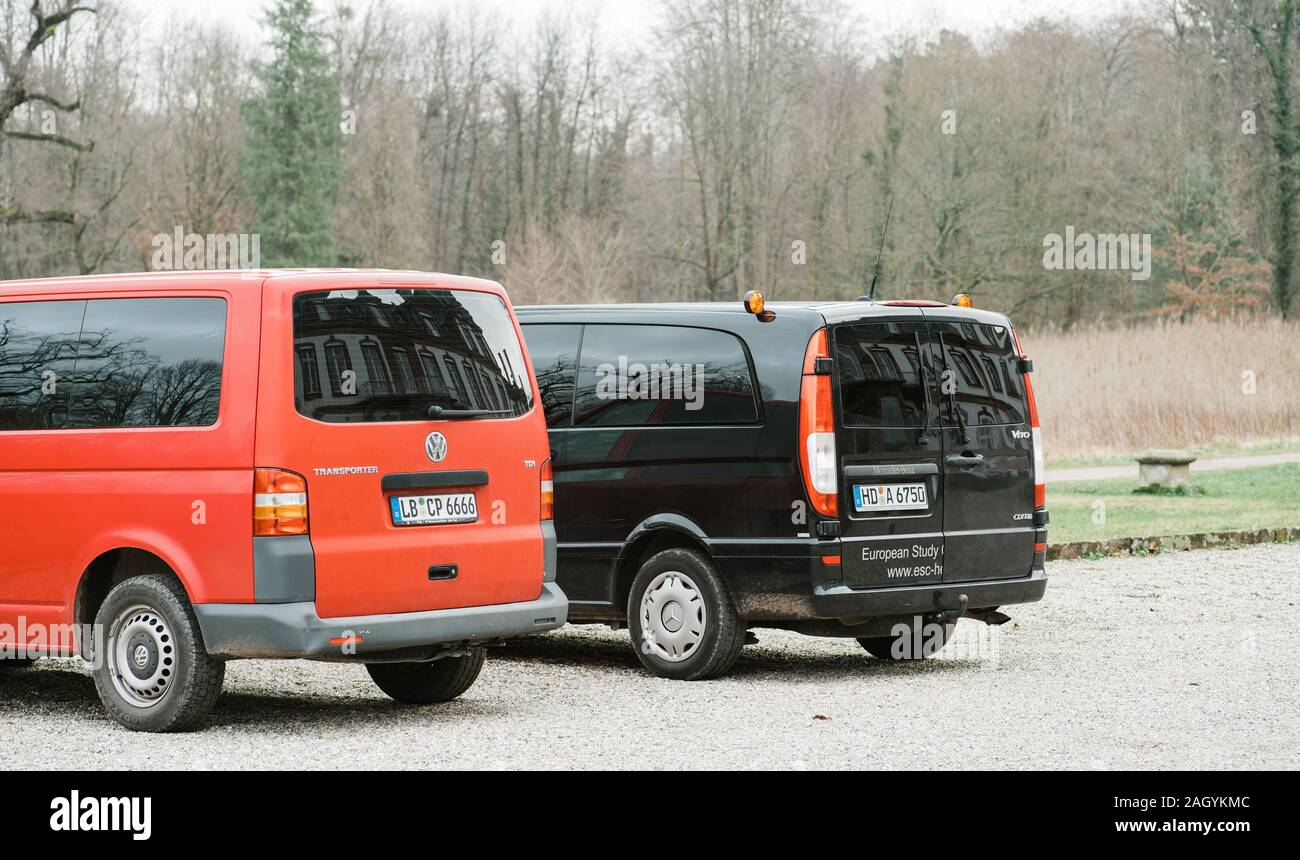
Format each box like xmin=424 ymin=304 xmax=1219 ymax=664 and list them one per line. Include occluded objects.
xmin=0 ymin=270 xmax=565 ymax=732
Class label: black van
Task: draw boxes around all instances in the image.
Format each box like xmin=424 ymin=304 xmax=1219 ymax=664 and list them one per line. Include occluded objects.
xmin=517 ymin=295 xmax=1047 ymax=680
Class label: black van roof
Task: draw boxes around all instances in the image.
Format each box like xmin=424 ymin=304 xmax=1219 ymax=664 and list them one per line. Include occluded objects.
xmin=514 ymin=300 xmax=1012 ymax=328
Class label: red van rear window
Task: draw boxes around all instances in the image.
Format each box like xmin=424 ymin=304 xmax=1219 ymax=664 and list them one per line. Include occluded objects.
xmin=291 ymin=289 xmax=533 ymax=423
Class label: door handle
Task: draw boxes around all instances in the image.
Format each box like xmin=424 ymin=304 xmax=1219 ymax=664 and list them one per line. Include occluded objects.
xmin=382 ymin=470 xmax=488 ymax=491
xmin=945 ymin=453 xmax=985 ymax=468
xmin=428 ymin=564 xmax=458 ymax=581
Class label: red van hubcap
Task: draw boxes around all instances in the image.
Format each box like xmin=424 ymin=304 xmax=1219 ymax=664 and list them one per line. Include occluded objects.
xmin=108 ymin=605 xmax=176 ymax=707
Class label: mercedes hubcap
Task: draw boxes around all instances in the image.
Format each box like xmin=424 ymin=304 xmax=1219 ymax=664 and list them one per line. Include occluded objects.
xmin=108 ymin=605 xmax=176 ymax=708
xmin=640 ymin=571 xmax=706 ymax=662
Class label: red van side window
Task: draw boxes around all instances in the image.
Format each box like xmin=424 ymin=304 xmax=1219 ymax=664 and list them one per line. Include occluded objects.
xmin=0 ymin=297 xmax=226 ymax=431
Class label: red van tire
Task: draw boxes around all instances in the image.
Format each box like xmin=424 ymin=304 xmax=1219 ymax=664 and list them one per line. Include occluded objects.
xmin=0 ymin=658 xmax=36 ymax=669
xmin=91 ymin=575 xmax=226 ymax=733
xmin=627 ymin=548 xmax=745 ymax=681
xmin=858 ymin=619 xmax=957 ymax=661
xmin=366 ymin=648 xmax=486 ymax=704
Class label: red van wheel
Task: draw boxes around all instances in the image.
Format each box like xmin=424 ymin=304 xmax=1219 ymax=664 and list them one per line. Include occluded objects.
xmin=366 ymin=648 xmax=486 ymax=704
xmin=92 ymin=575 xmax=226 ymax=732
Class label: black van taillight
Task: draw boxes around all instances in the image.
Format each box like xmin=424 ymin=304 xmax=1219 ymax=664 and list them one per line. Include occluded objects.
xmin=1012 ymin=328 xmax=1046 ymax=509
xmin=799 ymin=328 xmax=838 ymax=518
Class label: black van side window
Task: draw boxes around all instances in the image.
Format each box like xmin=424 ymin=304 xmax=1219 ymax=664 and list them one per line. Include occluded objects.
xmin=572 ymin=324 xmax=758 ymax=427
xmin=520 ymin=323 xmax=582 ymax=428
xmin=835 ymin=323 xmax=928 ymax=428
xmin=0 ymin=299 xmax=85 ymax=430
xmin=933 ymin=322 xmax=1025 ymax=426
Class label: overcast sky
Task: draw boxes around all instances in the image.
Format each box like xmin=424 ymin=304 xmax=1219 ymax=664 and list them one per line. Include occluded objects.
xmin=133 ymin=0 xmax=1144 ymax=49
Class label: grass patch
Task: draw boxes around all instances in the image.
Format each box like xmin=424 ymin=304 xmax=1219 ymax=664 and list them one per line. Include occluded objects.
xmin=1048 ymin=463 xmax=1300 ymax=544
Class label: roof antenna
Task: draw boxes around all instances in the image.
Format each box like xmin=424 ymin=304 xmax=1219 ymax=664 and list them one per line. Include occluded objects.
xmin=865 ymin=195 xmax=894 ymax=302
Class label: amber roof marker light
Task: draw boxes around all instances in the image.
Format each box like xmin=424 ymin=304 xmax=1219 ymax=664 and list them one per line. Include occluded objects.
xmin=951 ymin=292 xmax=974 ymax=308
xmin=743 ymin=290 xmax=776 ymax=322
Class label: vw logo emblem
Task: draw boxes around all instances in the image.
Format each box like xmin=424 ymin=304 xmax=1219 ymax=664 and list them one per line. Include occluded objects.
xmin=133 ymin=645 xmax=149 ymax=668
xmin=425 ymin=431 xmax=448 ymax=463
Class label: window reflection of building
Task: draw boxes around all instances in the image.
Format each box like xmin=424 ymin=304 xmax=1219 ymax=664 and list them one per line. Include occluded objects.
xmin=323 ymin=339 xmax=351 ymax=397
xmin=939 ymin=324 xmax=1023 ymax=426
xmin=297 ymin=345 xmax=321 ymax=400
xmin=360 ymin=340 xmax=392 ymax=394
xmin=836 ymin=325 xmax=926 ymax=428
xmin=293 ymin=291 xmax=530 ymax=421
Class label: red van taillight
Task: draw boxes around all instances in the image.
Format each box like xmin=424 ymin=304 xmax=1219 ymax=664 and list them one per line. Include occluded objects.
xmin=540 ymin=459 xmax=554 ymax=521
xmin=799 ymin=328 xmax=838 ymax=518
xmin=253 ymin=468 xmax=309 ymax=536
xmin=1012 ymin=328 xmax=1045 ymax=508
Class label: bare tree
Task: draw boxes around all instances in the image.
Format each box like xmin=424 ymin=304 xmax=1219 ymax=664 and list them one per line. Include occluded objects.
xmin=0 ymin=0 xmax=96 ymax=228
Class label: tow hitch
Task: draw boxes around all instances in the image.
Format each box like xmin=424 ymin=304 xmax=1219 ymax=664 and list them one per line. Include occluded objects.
xmin=940 ymin=594 xmax=1012 ymax=626
xmin=961 ymin=593 xmax=1012 ymax=626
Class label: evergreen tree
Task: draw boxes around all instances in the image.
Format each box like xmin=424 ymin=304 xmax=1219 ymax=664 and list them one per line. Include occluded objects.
xmin=1151 ymin=153 xmax=1270 ymax=319
xmin=242 ymin=0 xmax=343 ymax=267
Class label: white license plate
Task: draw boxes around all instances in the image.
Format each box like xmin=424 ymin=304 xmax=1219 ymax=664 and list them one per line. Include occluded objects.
xmin=853 ymin=482 xmax=928 ymax=512
xmin=390 ymin=492 xmax=478 ymax=526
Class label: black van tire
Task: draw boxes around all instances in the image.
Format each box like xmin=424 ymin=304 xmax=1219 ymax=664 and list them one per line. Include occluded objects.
xmin=367 ymin=648 xmax=486 ymax=704
xmin=858 ymin=618 xmax=957 ymax=661
xmin=92 ymin=574 xmax=226 ymax=732
xmin=627 ymin=548 xmax=745 ymax=681
xmin=0 ymin=657 xmax=36 ymax=669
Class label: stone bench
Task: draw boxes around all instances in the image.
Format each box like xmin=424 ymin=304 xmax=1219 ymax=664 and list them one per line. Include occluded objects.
xmin=1136 ymin=449 xmax=1197 ymax=487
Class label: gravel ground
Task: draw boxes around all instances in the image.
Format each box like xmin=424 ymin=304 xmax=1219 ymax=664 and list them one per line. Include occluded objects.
xmin=2 ymin=543 xmax=1297 ymax=770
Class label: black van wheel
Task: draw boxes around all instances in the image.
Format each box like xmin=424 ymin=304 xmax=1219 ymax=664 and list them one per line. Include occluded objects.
xmin=858 ymin=618 xmax=957 ymax=661
xmin=367 ymin=648 xmax=486 ymax=704
xmin=627 ymin=548 xmax=745 ymax=681
xmin=92 ymin=574 xmax=226 ymax=732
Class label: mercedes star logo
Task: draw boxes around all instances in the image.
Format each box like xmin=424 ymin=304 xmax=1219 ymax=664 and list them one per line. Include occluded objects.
xmin=425 ymin=431 xmax=448 ymax=463
xmin=661 ymin=602 xmax=684 ymax=632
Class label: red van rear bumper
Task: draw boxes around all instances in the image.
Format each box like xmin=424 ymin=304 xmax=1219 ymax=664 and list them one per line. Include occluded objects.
xmin=193 ymin=581 xmax=567 ymax=660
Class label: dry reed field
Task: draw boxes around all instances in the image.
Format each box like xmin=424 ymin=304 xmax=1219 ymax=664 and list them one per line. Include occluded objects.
xmin=1023 ymin=317 xmax=1300 ymax=460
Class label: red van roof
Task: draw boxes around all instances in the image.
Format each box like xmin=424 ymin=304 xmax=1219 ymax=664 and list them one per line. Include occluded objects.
xmin=0 ymin=269 xmax=508 ymax=298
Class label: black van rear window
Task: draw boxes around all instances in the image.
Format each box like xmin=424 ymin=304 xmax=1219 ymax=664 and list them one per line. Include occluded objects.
xmin=835 ymin=323 xmax=929 ymax=428
xmin=292 ymin=289 xmax=533 ymax=423
xmin=932 ymin=321 xmax=1025 ymax=426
